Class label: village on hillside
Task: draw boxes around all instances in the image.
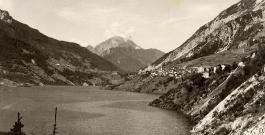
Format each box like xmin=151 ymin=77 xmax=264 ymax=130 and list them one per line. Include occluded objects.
xmin=138 ymin=47 xmax=260 ymax=81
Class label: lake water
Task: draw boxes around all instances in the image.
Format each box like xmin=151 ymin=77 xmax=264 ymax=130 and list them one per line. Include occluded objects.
xmin=0 ymin=86 xmax=192 ymax=135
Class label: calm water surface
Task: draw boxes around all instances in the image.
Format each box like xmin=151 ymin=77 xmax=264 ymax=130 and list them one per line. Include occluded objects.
xmin=0 ymin=86 xmax=192 ymax=135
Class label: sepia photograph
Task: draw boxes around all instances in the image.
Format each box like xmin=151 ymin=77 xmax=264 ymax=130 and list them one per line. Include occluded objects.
xmin=1 ymin=0 xmax=265 ymax=134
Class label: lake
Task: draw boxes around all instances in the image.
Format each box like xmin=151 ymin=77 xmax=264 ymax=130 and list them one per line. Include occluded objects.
xmin=0 ymin=86 xmax=192 ymax=135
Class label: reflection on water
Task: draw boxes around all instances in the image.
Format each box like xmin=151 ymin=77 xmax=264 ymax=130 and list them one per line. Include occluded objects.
xmin=0 ymin=86 xmax=192 ymax=135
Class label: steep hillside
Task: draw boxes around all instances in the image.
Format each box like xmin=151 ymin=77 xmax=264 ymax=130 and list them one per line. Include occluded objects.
xmin=153 ymin=0 xmax=265 ymax=68
xmin=90 ymin=36 xmax=165 ymax=71
xmin=0 ymin=9 xmax=123 ymax=85
xmin=102 ymin=47 xmax=146 ymax=71
xmin=102 ymin=47 xmax=164 ymax=71
xmin=191 ymin=74 xmax=265 ymax=134
xmin=145 ymin=44 xmax=265 ymax=134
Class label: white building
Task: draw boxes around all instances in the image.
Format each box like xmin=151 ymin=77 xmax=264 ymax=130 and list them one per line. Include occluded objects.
xmin=198 ymin=66 xmax=204 ymax=73
xmin=203 ymin=72 xmax=210 ymax=79
xmin=238 ymin=62 xmax=245 ymax=67
xmin=83 ymin=83 xmax=88 ymax=86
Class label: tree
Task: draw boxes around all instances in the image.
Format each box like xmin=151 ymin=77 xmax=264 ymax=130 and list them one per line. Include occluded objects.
xmin=51 ymin=107 xmax=58 ymax=135
xmin=247 ymin=35 xmax=254 ymax=46
xmin=232 ymin=62 xmax=238 ymax=70
xmin=9 ymin=112 xmax=26 ymax=135
xmin=216 ymin=64 xmax=222 ymax=75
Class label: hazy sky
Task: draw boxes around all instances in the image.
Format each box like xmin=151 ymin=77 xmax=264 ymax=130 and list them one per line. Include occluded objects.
xmin=0 ymin=0 xmax=240 ymax=52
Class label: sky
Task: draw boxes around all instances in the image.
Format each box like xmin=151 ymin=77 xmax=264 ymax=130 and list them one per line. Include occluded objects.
xmin=0 ymin=0 xmax=240 ymax=53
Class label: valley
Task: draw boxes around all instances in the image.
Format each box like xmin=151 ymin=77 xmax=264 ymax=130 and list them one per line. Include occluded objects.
xmin=2 ymin=0 xmax=265 ymax=135
xmin=88 ymin=36 xmax=165 ymax=72
xmin=106 ymin=0 xmax=265 ymax=134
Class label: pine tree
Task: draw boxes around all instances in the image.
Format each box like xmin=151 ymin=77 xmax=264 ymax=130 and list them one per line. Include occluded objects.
xmin=9 ymin=112 xmax=26 ymax=135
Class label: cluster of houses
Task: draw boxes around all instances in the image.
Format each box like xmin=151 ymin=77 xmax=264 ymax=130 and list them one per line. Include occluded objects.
xmin=153 ymin=66 xmax=194 ymax=79
xmin=139 ymin=65 xmax=185 ymax=79
xmin=139 ymin=49 xmax=260 ymax=80
xmin=138 ymin=65 xmax=194 ymax=79
xmin=138 ymin=63 xmax=234 ymax=80
xmin=194 ymin=64 xmax=232 ymax=78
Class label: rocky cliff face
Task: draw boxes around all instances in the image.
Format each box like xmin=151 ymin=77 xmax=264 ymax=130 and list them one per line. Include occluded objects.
xmin=192 ymin=74 xmax=265 ymax=135
xmin=92 ymin=36 xmax=165 ymax=71
xmin=92 ymin=36 xmax=142 ymax=56
xmin=0 ymin=9 xmax=123 ymax=86
xmin=0 ymin=9 xmax=12 ymax=23
xmin=153 ymin=0 xmax=265 ymax=68
xmin=146 ymin=44 xmax=265 ymax=134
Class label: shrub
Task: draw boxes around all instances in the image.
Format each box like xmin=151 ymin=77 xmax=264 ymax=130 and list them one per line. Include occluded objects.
xmin=185 ymin=84 xmax=193 ymax=93
xmin=186 ymin=73 xmax=203 ymax=82
xmin=222 ymin=74 xmax=248 ymax=100
xmin=214 ymin=127 xmax=231 ymax=135
xmin=193 ymin=76 xmax=206 ymax=86
xmin=232 ymin=62 xmax=238 ymax=70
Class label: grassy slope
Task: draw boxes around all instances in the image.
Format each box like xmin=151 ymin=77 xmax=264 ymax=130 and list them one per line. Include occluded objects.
xmin=0 ymin=17 xmax=124 ymax=85
xmin=164 ymin=45 xmax=257 ymax=69
xmin=7 ymin=20 xmax=123 ymax=72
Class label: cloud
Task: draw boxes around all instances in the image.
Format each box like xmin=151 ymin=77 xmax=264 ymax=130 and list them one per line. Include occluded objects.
xmin=57 ymin=8 xmax=86 ymax=22
xmin=0 ymin=0 xmax=13 ymax=11
xmin=57 ymin=6 xmax=117 ymax=23
xmin=71 ymin=38 xmax=88 ymax=47
xmin=163 ymin=16 xmax=193 ymax=26
xmin=58 ymin=9 xmax=79 ymax=19
xmin=104 ymin=22 xmax=136 ymax=40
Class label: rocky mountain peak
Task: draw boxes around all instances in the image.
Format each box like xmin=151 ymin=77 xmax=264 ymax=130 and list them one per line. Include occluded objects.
xmin=92 ymin=36 xmax=142 ymax=56
xmin=112 ymin=36 xmax=126 ymax=42
xmin=0 ymin=9 xmax=12 ymax=23
xmin=90 ymin=36 xmax=164 ymax=71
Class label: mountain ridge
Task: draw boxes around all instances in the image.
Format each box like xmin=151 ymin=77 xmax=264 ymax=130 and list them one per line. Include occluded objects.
xmin=0 ymin=9 xmax=123 ymax=85
xmin=89 ymin=36 xmax=165 ymax=71
xmin=91 ymin=36 xmax=142 ymax=56
xmin=152 ymin=0 xmax=265 ymax=69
